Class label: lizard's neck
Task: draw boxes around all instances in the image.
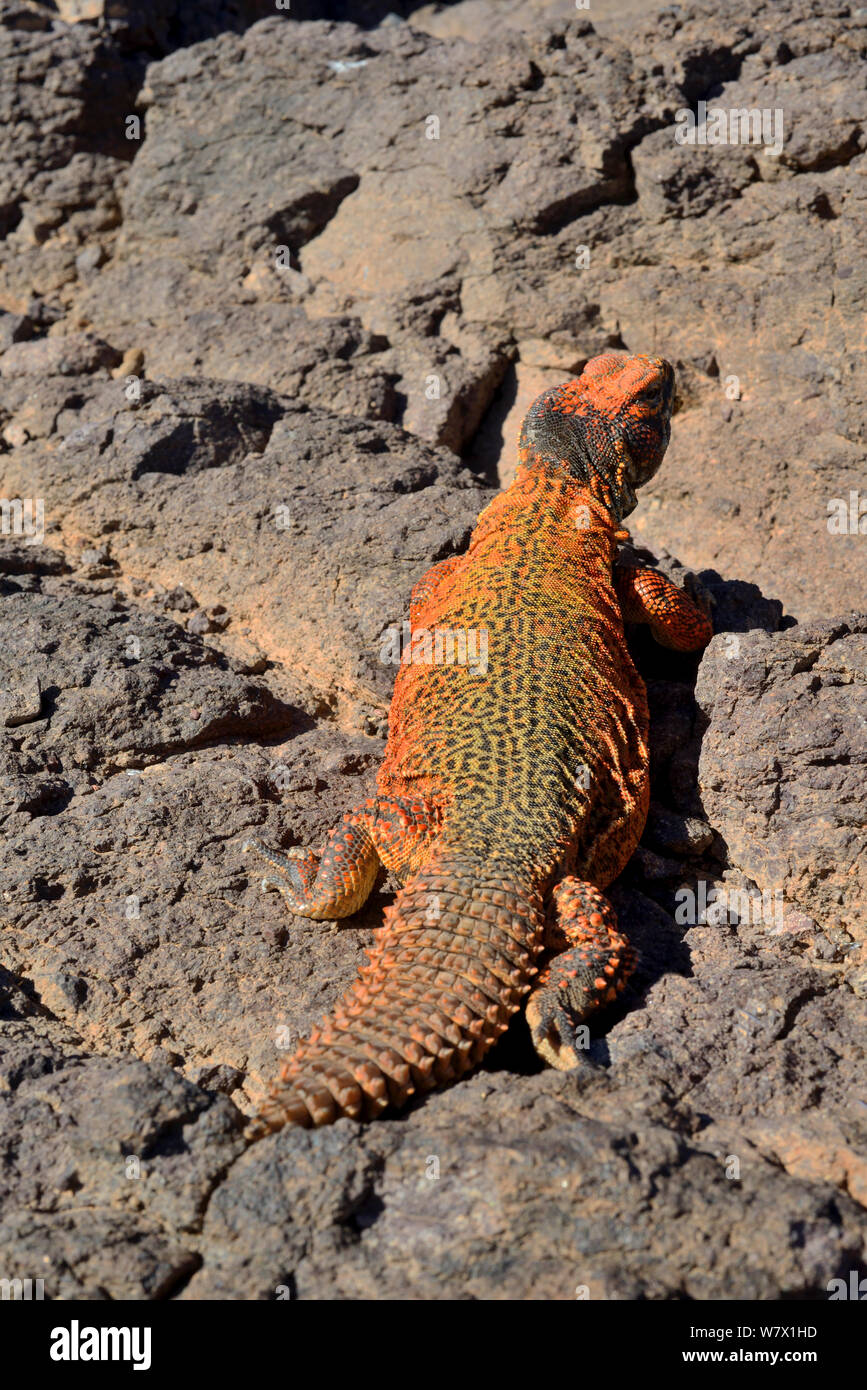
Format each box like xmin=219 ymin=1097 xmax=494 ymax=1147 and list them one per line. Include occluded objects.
xmin=468 ymin=467 xmax=621 ymax=568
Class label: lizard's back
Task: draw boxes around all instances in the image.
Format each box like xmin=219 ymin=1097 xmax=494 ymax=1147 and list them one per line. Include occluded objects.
xmin=378 ymin=469 xmax=650 ymax=888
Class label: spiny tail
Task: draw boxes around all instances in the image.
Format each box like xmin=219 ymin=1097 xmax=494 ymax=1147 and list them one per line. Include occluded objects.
xmin=247 ymin=857 xmax=546 ymax=1133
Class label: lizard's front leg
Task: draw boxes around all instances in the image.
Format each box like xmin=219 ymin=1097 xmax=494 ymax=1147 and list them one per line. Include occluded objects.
xmin=243 ymin=804 xmax=381 ymax=920
xmin=525 ymin=878 xmax=637 ymax=1070
xmin=616 ymin=563 xmax=713 ymax=651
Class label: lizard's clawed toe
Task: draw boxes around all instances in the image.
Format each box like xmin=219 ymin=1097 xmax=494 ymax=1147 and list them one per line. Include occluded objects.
xmin=526 ymin=990 xmax=595 ymax=1072
xmin=242 ymin=838 xmax=311 ymax=894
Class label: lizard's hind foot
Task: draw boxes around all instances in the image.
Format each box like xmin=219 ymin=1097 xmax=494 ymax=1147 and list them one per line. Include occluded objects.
xmin=242 ymin=838 xmax=320 ymax=912
xmin=526 ymin=879 xmax=637 ymax=1071
xmin=241 ymin=806 xmax=381 ymax=920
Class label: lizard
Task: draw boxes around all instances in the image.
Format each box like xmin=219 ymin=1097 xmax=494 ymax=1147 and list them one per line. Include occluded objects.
xmin=242 ymin=352 xmax=713 ymax=1133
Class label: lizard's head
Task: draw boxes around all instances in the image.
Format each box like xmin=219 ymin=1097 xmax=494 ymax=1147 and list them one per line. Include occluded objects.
xmin=517 ymin=353 xmax=675 ymax=522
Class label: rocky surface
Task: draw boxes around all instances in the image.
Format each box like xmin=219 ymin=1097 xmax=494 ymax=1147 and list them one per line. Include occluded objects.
xmin=1 ymin=0 xmax=865 ymax=1300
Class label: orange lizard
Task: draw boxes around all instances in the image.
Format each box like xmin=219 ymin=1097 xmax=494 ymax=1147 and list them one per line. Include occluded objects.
xmin=243 ymin=353 xmax=713 ymax=1130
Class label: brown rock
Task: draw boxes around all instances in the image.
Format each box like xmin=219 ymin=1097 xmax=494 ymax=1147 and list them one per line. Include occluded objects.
xmin=696 ymin=614 xmax=867 ymax=944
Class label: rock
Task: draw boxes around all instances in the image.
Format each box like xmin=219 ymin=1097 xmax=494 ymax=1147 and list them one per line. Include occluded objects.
xmin=0 ymin=379 xmax=485 ymax=709
xmin=0 ymin=5 xmax=142 ymax=300
xmin=182 ymin=1054 xmax=867 ymax=1301
xmin=645 ymin=802 xmax=715 ymax=856
xmin=0 ymin=311 xmax=32 ymax=350
xmin=0 ymin=334 xmax=121 ymax=378
xmin=0 ymin=540 xmax=67 ymax=576
xmin=0 ymin=579 xmax=297 ymax=778
xmin=696 ymin=614 xmax=867 ymax=944
xmin=1 ymin=673 xmax=42 ymax=728
xmin=158 ymin=584 xmax=198 ymax=613
xmin=74 ymin=242 xmax=106 ymax=277
xmin=111 ymin=345 xmax=144 ymax=379
xmin=56 ymin=0 xmax=276 ymax=54
xmin=0 ymin=1018 xmax=243 ymax=1299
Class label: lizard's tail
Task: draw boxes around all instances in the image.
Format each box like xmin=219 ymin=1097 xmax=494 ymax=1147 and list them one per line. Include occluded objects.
xmin=246 ymin=856 xmax=546 ymax=1134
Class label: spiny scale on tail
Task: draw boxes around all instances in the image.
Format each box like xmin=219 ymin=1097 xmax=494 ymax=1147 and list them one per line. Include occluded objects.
xmin=249 ymin=858 xmax=546 ymax=1133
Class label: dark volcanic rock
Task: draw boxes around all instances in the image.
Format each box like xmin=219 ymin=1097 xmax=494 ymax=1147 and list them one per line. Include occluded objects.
xmin=0 ymin=1017 xmax=242 ymax=1299
xmin=0 ymin=379 xmax=486 ymax=708
xmin=183 ymin=1066 xmax=866 ymax=1300
xmin=696 ymin=613 xmax=867 ymax=943
xmin=53 ymin=1 xmax=276 ymax=55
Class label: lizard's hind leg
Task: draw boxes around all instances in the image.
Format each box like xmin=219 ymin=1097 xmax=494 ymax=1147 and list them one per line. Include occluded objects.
xmin=526 ymin=878 xmax=638 ymax=1070
xmin=243 ymin=806 xmax=380 ymax=920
